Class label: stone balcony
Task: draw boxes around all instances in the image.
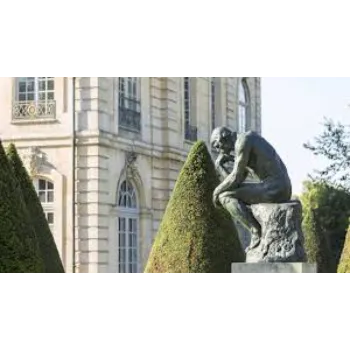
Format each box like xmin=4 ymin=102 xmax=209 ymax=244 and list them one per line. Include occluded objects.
xmin=12 ymin=100 xmax=56 ymax=121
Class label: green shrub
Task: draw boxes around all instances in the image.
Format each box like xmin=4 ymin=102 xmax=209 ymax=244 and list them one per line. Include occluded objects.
xmin=6 ymin=144 xmax=64 ymax=273
xmin=0 ymin=141 xmax=44 ymax=272
xmin=300 ymin=181 xmax=350 ymax=272
xmin=145 ymin=141 xmax=245 ymax=273
xmin=305 ymin=208 xmax=334 ymax=273
xmin=337 ymin=224 xmax=350 ymax=273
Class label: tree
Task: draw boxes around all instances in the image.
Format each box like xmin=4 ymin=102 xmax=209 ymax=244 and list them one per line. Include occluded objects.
xmin=337 ymin=224 xmax=350 ymax=273
xmin=0 ymin=140 xmax=44 ymax=272
xmin=300 ymin=181 xmax=350 ymax=271
xmin=6 ymin=143 xmax=64 ymax=272
xmin=145 ymin=141 xmax=245 ymax=273
xmin=303 ymin=117 xmax=350 ymax=191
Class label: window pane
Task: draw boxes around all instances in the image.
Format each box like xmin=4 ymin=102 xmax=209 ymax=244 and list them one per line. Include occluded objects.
xmin=38 ymin=179 xmax=46 ymax=190
xmin=119 ymin=263 xmax=125 ymax=273
xmin=38 ymin=191 xmax=46 ymax=202
xmin=119 ymin=231 xmax=126 ymax=247
xmin=119 ymin=250 xmax=125 ymax=263
xmin=27 ymin=81 xmax=35 ymax=92
xmin=47 ymin=181 xmax=54 ymax=190
xmin=119 ymin=217 xmax=126 ymax=231
xmin=39 ymin=92 xmax=46 ymax=100
xmin=47 ymin=92 xmax=54 ymax=100
xmin=27 ymin=93 xmax=34 ymax=101
xmin=47 ymin=79 xmax=54 ymax=90
xmin=19 ymin=82 xmax=26 ymax=93
xmin=38 ymin=81 xmax=46 ymax=91
xmin=47 ymin=191 xmax=54 ymax=203
xmin=132 ymin=219 xmax=137 ymax=233
xmin=239 ymin=83 xmax=245 ymax=103
xmin=47 ymin=212 xmax=54 ymax=224
xmin=128 ymin=246 xmax=133 ymax=260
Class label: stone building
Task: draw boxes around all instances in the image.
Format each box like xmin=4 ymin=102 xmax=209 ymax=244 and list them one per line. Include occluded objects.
xmin=0 ymin=77 xmax=261 ymax=273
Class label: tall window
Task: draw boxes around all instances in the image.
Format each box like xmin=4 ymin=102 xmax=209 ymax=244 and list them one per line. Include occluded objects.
xmin=210 ymin=77 xmax=217 ymax=130
xmin=34 ymin=178 xmax=55 ymax=233
xmin=184 ymin=77 xmax=197 ymax=141
xmin=117 ymin=180 xmax=139 ymax=273
xmin=118 ymin=77 xmax=141 ymax=133
xmin=238 ymin=78 xmax=250 ymax=133
xmin=13 ymin=77 xmax=55 ymax=119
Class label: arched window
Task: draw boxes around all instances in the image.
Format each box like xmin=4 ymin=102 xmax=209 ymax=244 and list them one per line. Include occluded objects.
xmin=33 ymin=178 xmax=55 ymax=233
xmin=118 ymin=77 xmax=141 ymax=133
xmin=238 ymin=78 xmax=250 ymax=133
xmin=117 ymin=179 xmax=139 ymax=273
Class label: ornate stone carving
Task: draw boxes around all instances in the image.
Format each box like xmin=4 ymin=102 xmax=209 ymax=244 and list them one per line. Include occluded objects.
xmin=22 ymin=147 xmax=49 ymax=177
xmin=125 ymin=150 xmax=138 ymax=178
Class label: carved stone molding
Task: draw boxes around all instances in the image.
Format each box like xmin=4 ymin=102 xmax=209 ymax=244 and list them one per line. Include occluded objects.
xmin=22 ymin=147 xmax=52 ymax=177
xmin=125 ymin=150 xmax=138 ymax=178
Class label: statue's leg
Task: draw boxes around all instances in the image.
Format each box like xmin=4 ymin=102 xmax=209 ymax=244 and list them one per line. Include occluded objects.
xmin=233 ymin=181 xmax=292 ymax=204
xmin=218 ymin=193 xmax=261 ymax=250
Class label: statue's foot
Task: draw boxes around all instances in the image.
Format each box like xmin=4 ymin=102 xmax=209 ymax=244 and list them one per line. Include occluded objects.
xmin=245 ymin=228 xmax=261 ymax=253
xmin=245 ymin=238 xmax=260 ymax=253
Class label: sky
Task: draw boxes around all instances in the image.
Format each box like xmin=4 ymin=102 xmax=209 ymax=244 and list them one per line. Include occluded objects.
xmin=261 ymin=78 xmax=350 ymax=195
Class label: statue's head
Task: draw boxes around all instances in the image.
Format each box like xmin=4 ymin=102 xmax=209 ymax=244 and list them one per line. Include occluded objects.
xmin=210 ymin=126 xmax=237 ymax=154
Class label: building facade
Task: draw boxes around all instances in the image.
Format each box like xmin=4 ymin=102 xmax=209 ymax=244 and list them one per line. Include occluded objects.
xmin=0 ymin=77 xmax=261 ymax=273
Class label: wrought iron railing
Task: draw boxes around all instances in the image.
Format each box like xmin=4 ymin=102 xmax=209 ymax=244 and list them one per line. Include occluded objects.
xmin=185 ymin=125 xmax=198 ymax=142
xmin=119 ymin=107 xmax=141 ymax=133
xmin=12 ymin=100 xmax=56 ymax=120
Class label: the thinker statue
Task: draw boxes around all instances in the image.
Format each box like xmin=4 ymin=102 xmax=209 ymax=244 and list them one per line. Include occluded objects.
xmin=211 ymin=127 xmax=293 ymax=253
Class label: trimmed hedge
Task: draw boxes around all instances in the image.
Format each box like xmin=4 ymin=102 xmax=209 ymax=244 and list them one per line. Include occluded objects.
xmin=305 ymin=208 xmax=334 ymax=273
xmin=145 ymin=141 xmax=245 ymax=273
xmin=6 ymin=144 xmax=64 ymax=273
xmin=300 ymin=181 xmax=350 ymax=272
xmin=0 ymin=141 xmax=44 ymax=272
xmin=337 ymin=225 xmax=350 ymax=273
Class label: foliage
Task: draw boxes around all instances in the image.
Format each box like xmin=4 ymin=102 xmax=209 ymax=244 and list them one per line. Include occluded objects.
xmin=6 ymin=143 xmax=64 ymax=273
xmin=145 ymin=141 xmax=245 ymax=273
xmin=304 ymin=208 xmax=334 ymax=273
xmin=337 ymin=224 xmax=350 ymax=273
xmin=300 ymin=181 xmax=350 ymax=271
xmin=303 ymin=117 xmax=350 ymax=191
xmin=0 ymin=141 xmax=44 ymax=272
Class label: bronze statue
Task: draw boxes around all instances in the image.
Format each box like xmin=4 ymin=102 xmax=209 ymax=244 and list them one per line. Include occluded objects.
xmin=211 ymin=127 xmax=292 ymax=252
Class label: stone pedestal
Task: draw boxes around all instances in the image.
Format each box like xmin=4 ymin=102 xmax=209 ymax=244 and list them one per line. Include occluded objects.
xmin=231 ymin=263 xmax=317 ymax=273
xmin=246 ymin=200 xmax=306 ymax=263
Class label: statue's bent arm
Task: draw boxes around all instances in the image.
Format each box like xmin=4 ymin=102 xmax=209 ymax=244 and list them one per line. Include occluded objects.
xmin=217 ymin=164 xmax=230 ymax=180
xmin=216 ymin=136 xmax=251 ymax=194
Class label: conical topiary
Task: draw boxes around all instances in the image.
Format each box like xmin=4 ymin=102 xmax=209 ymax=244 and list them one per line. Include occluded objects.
xmin=145 ymin=141 xmax=245 ymax=273
xmin=304 ymin=208 xmax=335 ymax=273
xmin=0 ymin=140 xmax=44 ymax=272
xmin=337 ymin=224 xmax=350 ymax=273
xmin=6 ymin=143 xmax=65 ymax=273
